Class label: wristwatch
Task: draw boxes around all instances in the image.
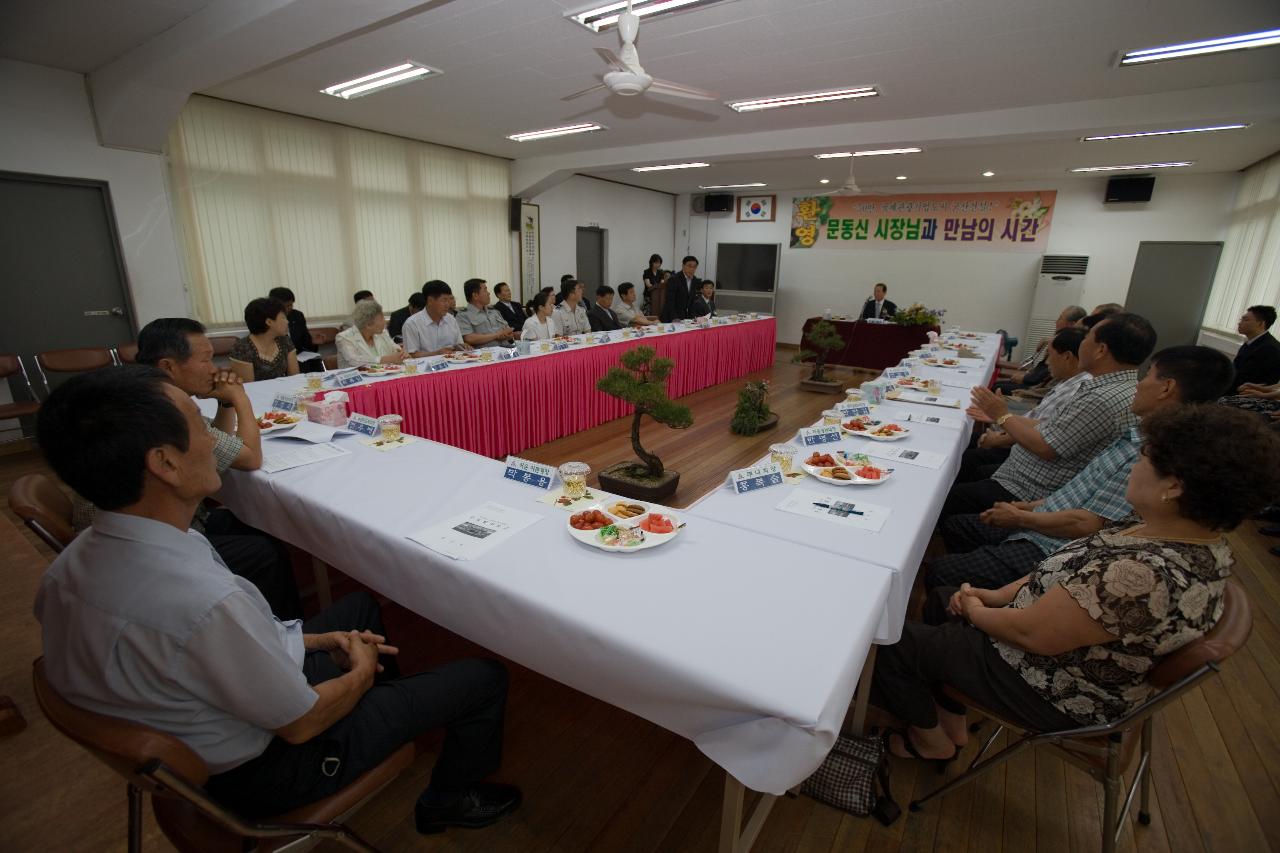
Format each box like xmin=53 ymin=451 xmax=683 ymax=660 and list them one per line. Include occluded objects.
xmin=220 ymin=401 xmax=236 ymax=409
xmin=995 ymin=413 xmax=1012 ymax=427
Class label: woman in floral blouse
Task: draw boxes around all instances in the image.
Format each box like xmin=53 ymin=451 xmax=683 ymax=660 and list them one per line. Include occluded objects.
xmin=872 ymin=405 xmax=1280 ymax=762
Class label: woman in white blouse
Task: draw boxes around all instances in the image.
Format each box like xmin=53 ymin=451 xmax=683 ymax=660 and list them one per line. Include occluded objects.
xmin=520 ymin=290 xmax=560 ymax=341
xmin=336 ymin=299 xmax=407 ymax=368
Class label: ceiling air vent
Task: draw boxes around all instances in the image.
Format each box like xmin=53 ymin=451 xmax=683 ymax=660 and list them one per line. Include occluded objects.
xmin=1040 ymin=255 xmax=1089 ymax=276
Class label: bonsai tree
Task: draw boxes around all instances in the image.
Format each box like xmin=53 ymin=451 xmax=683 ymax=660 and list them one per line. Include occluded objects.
xmin=795 ymin=319 xmax=845 ymax=383
xmin=596 ymin=346 xmax=693 ymax=478
xmin=730 ymin=380 xmax=772 ymax=435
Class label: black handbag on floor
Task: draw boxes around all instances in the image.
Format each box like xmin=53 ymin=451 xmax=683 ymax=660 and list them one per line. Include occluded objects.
xmin=799 ymin=732 xmax=901 ymax=826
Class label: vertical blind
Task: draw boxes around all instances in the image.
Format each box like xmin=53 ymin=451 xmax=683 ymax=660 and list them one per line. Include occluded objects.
xmin=168 ymin=96 xmax=511 ymax=325
xmin=1202 ymin=152 xmax=1280 ymax=335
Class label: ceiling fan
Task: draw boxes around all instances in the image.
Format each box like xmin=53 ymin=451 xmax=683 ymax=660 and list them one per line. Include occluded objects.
xmin=815 ymin=160 xmax=889 ymax=196
xmin=562 ymin=0 xmax=718 ymax=102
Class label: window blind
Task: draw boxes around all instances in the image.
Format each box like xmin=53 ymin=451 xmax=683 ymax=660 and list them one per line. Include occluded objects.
xmin=168 ymin=95 xmax=511 ymax=325
xmin=1202 ymin=152 xmax=1280 ymax=335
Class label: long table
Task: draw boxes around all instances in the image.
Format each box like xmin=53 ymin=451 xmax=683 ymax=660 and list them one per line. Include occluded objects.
xmin=344 ymin=317 xmax=776 ymax=459
xmin=799 ymin=317 xmax=936 ymax=371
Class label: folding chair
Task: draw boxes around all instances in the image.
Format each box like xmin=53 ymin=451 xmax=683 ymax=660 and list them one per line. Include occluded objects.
xmin=33 ymin=347 xmax=116 ymax=395
xmin=8 ymin=473 xmax=76 ymax=552
xmin=0 ymin=353 xmax=41 ymax=441
xmin=115 ymin=342 xmax=140 ymax=364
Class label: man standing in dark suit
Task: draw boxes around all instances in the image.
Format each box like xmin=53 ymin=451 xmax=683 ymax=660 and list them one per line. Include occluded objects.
xmin=492 ymin=282 xmax=526 ymax=334
xmin=1232 ymin=305 xmax=1280 ymax=393
xmin=859 ymin=282 xmax=898 ymax=320
xmin=587 ymin=285 xmax=623 ymax=332
xmin=661 ymin=256 xmax=700 ymax=323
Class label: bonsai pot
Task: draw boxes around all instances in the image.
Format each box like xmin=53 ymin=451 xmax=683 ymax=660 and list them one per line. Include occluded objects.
xmin=733 ymin=412 xmax=780 ymax=433
xmin=598 ymin=461 xmax=681 ymax=502
xmin=800 ymin=377 xmax=844 ymax=394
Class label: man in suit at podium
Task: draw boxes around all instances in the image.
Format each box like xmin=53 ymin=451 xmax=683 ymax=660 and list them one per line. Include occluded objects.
xmin=661 ymin=256 xmax=700 ymax=323
xmin=859 ymin=282 xmax=897 ymax=321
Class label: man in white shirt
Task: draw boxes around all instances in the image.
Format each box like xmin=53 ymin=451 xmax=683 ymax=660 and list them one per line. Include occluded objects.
xmin=613 ymin=282 xmax=654 ymax=327
xmin=35 ymin=366 xmax=519 ymax=833
xmin=403 ymin=280 xmax=468 ymax=356
xmin=554 ymin=279 xmax=591 ymax=335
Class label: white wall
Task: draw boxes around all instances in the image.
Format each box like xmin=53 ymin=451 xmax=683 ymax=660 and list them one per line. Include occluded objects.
xmin=677 ymin=174 xmax=1240 ymax=346
xmin=531 ymin=175 xmax=675 ymax=298
xmin=0 ymin=59 xmax=189 ymax=325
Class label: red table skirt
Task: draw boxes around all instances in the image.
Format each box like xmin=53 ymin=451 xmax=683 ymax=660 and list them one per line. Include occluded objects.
xmin=800 ymin=318 xmax=937 ymax=371
xmin=345 ymin=319 xmax=777 ymax=458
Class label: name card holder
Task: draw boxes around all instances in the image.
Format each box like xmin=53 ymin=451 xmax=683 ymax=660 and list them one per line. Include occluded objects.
xmin=328 ymin=368 xmax=364 ymax=389
xmin=798 ymin=425 xmax=843 ymax=446
xmin=502 ymin=456 xmax=556 ymax=490
xmin=496 ymin=348 xmax=519 ymax=361
xmin=727 ymin=463 xmax=784 ymax=494
xmin=421 ymin=356 xmax=449 ymax=372
xmin=345 ymin=413 xmax=380 ymax=436
xmin=884 ymin=367 xmax=911 ymax=379
xmin=270 ymin=394 xmax=300 ymax=412
xmin=837 ymin=403 xmax=873 ymax=418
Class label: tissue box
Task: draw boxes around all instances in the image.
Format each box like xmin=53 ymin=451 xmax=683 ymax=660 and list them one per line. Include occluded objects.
xmin=305 ymin=392 xmax=349 ymax=426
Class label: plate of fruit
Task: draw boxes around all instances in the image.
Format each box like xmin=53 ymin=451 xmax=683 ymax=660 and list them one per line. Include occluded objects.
xmin=255 ymin=410 xmax=302 ymax=433
xmin=864 ymin=422 xmax=910 ymax=441
xmin=801 ymin=451 xmax=893 ymax=485
xmin=566 ymin=505 xmax=682 ymax=552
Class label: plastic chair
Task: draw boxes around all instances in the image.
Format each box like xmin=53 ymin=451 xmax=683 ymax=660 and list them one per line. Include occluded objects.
xmin=910 ymin=580 xmax=1253 ymax=853
xmin=116 ymin=342 xmax=140 ymax=364
xmin=32 ymin=657 xmax=414 ymax=853
xmin=8 ymin=474 xmax=75 ymax=552
xmin=33 ymin=347 xmax=117 ymax=395
xmin=995 ymin=329 xmax=1018 ymax=361
xmin=0 ymin=353 xmax=41 ymax=441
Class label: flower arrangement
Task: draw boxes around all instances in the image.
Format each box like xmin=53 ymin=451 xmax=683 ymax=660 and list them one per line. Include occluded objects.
xmin=891 ymin=303 xmax=946 ymax=327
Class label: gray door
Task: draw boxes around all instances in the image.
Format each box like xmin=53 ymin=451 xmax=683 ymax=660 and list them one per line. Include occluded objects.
xmin=1123 ymin=241 xmax=1222 ymax=348
xmin=575 ymin=226 xmax=606 ymax=291
xmin=0 ymin=172 xmax=137 ymax=374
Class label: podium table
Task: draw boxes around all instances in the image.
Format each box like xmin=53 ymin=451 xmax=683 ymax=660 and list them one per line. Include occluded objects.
xmin=800 ymin=318 xmax=937 ymax=371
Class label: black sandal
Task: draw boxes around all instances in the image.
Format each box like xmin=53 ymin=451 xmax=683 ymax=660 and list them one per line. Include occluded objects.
xmin=885 ymin=728 xmax=958 ymax=774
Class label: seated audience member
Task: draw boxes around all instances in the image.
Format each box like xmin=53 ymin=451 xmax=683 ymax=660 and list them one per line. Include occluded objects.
xmin=527 ymin=286 xmax=554 ymax=315
xmin=555 ymin=279 xmax=591 ymax=335
xmin=520 ymin=291 xmax=559 ymax=341
xmin=873 ymin=404 xmax=1279 ymax=762
xmin=492 ymin=283 xmax=526 ymax=333
xmin=1228 ymin=305 xmax=1280 ymax=393
xmin=688 ymin=280 xmax=716 ymax=319
xmin=388 ymin=293 xmax=426 ymax=340
xmin=403 ymin=281 xmax=467 ymax=357
xmin=613 ymin=282 xmax=654 ymax=327
xmin=931 ymin=346 xmax=1235 ymax=592
xmin=554 ymin=274 xmax=575 ymax=306
xmin=859 ymin=282 xmax=897 ymax=321
xmin=268 ymin=287 xmax=317 ymax=360
xmin=959 ymin=327 xmax=1087 ymax=482
xmin=35 ymin=366 xmax=520 ymax=831
xmin=457 ymin=279 xmax=515 ymax=348
xmin=1091 ymin=302 xmax=1124 ymax=317
xmin=641 ymin=253 xmax=664 ymax=314
xmin=941 ymin=313 xmax=1157 ymax=519
xmin=994 ymin=305 xmax=1085 ymax=394
xmin=71 ymin=318 xmax=301 ymax=619
xmin=353 ymin=290 xmax=374 ymax=304
xmin=1221 ymin=380 xmax=1280 ymax=418
xmin=587 ymin=285 xmax=623 ymax=332
xmin=336 ymin=300 xmax=407 ymax=368
xmin=661 ymin=256 xmax=700 ymax=323
xmin=229 ymin=297 xmax=300 ymax=383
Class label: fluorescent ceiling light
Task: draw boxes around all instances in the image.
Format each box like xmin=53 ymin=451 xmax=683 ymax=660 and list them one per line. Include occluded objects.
xmin=728 ymin=86 xmax=879 ymax=113
xmin=632 ymin=162 xmax=711 ymax=172
xmin=698 ymin=182 xmax=766 ymax=189
xmin=819 ymin=179 xmax=830 ymax=184
xmin=982 ymin=171 xmax=995 ymax=177
xmin=1082 ymin=123 xmax=1250 ymax=141
xmin=895 ymin=176 xmax=907 ymax=180
xmin=1070 ymin=162 xmax=1194 ymax=173
xmin=1119 ymin=28 xmax=1280 ymax=65
xmin=507 ymin=123 xmax=607 ymax=142
xmin=321 ymin=61 xmax=439 ymax=99
xmin=569 ymin=0 xmax=734 ymax=33
xmin=814 ymin=147 xmax=921 ymax=159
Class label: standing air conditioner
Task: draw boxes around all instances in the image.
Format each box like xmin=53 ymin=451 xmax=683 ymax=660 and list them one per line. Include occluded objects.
xmin=1024 ymin=255 xmax=1088 ymax=355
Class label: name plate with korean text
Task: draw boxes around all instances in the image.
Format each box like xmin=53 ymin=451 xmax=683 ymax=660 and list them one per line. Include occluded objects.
xmin=798 ymin=425 xmax=843 ymax=446
xmin=727 ymin=463 xmax=784 ymax=494
xmin=837 ymin=402 xmax=873 ymax=418
xmin=496 ymin=347 xmax=519 ymax=360
xmin=270 ymin=394 xmax=300 ymax=412
xmin=344 ymin=413 xmax=380 ymax=437
xmin=328 ymin=368 xmax=364 ymax=388
xmin=502 ymin=456 xmax=556 ymax=490
xmin=884 ymin=367 xmax=911 ymax=379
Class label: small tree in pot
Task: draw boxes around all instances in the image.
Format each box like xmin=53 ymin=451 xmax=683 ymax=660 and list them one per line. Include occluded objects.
xmin=729 ymin=380 xmax=778 ymax=435
xmin=596 ymin=346 xmax=693 ymax=500
xmin=796 ymin=319 xmax=846 ymax=393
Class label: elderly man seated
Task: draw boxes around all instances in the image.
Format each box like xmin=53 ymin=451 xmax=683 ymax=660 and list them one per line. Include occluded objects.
xmin=35 ymin=366 xmax=520 ymax=833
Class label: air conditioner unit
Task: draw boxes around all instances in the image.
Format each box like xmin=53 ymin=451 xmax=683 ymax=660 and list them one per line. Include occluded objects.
xmin=1024 ymin=255 xmax=1088 ymax=356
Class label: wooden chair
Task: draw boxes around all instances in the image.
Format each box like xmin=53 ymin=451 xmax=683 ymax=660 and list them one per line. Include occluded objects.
xmin=115 ymin=342 xmax=140 ymax=364
xmin=33 ymin=347 xmax=116 ymax=396
xmin=0 ymin=353 xmax=41 ymax=441
xmin=310 ymin=326 xmax=339 ymax=347
xmin=8 ymin=474 xmax=76 ymax=552
xmin=32 ymin=657 xmax=415 ymax=853
xmin=322 ymin=354 xmax=338 ymax=371
xmin=911 ymin=580 xmax=1253 ymax=853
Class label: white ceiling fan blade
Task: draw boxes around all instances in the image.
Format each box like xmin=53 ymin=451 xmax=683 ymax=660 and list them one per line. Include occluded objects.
xmin=562 ymin=82 xmax=609 ymax=101
xmin=647 ymin=78 xmax=719 ymax=101
xmin=595 ymin=47 xmax=628 ymax=72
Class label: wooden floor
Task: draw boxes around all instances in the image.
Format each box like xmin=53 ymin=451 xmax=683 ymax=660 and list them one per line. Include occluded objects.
xmin=2 ymin=349 xmax=1279 ymax=852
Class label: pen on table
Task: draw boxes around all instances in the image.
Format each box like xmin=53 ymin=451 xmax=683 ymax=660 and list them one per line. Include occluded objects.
xmin=812 ymin=502 xmax=865 ymax=516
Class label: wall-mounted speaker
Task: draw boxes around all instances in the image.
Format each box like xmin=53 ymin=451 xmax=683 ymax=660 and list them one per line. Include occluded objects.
xmin=509 ymin=196 xmax=522 ymax=231
xmin=703 ymin=193 xmax=734 ymax=213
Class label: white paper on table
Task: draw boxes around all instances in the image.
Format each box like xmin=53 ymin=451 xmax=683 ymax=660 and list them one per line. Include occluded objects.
xmin=296 ymin=351 xmax=323 ymax=362
xmin=859 ymin=444 xmax=946 ymax=469
xmin=406 ymin=501 xmax=542 ymax=561
xmin=887 ymin=390 xmax=962 ymax=408
xmin=775 ymin=488 xmax=889 ymax=532
xmin=260 ymin=441 xmax=350 ymax=474
xmin=265 ymin=419 xmax=341 ymax=444
xmin=889 ymin=410 xmax=965 ymax=430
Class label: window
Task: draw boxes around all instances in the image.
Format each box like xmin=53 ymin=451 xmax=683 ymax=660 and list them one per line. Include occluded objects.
xmin=168 ymin=96 xmax=511 ymax=324
xmin=1202 ymin=152 xmax=1280 ymax=335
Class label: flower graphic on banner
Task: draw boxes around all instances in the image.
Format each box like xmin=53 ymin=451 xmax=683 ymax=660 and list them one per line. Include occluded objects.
xmin=1009 ymin=195 xmax=1051 ymax=220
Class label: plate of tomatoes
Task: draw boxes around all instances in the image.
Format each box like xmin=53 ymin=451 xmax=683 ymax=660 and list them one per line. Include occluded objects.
xmin=566 ymin=504 xmax=682 ymax=552
xmin=864 ymin=422 xmax=910 ymax=441
xmin=256 ymin=410 xmax=302 ymax=433
xmin=801 ymin=451 xmax=893 ymax=486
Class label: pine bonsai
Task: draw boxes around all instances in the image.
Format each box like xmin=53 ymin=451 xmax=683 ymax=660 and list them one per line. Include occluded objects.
xmin=795 ymin=319 xmax=845 ymax=382
xmin=596 ymin=346 xmax=693 ymax=478
xmin=730 ymin=380 xmax=772 ymax=435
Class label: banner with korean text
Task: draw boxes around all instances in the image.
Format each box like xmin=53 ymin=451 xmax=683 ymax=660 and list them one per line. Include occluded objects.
xmin=790 ymin=191 xmax=1056 ymax=252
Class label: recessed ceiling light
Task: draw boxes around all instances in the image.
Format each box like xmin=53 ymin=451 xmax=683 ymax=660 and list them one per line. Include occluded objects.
xmin=506 ymin=123 xmax=607 ymax=142
xmin=1119 ymin=28 xmax=1280 ymax=65
xmin=818 ymin=178 xmax=830 ymax=184
xmin=728 ymin=86 xmax=879 ymax=113
xmin=698 ymin=182 xmax=767 ymax=189
xmin=814 ymin=147 xmax=921 ymax=159
xmin=1070 ymin=162 xmax=1195 ymax=173
xmin=895 ymin=176 xmax=907 ymax=181
xmin=632 ymin=162 xmax=711 ymax=172
xmin=982 ymin=171 xmax=995 ymax=177
xmin=568 ymin=0 xmax=736 ymax=33
xmin=321 ymin=61 xmax=440 ymax=99
xmin=1082 ymin=123 xmax=1250 ymax=141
